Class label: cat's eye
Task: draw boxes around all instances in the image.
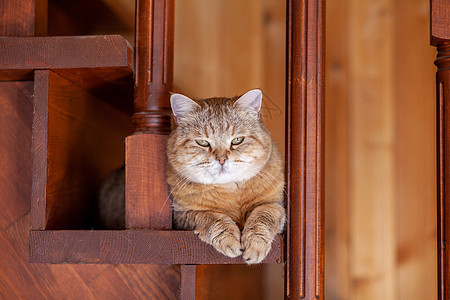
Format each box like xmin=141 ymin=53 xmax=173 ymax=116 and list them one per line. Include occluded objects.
xmin=196 ymin=140 xmax=210 ymax=147
xmin=231 ymin=137 xmax=245 ymax=145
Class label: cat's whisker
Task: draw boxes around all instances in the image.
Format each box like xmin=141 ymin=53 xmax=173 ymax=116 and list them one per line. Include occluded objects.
xmin=260 ymin=170 xmax=288 ymax=197
xmin=256 ymin=171 xmax=279 ymax=196
xmin=158 ymin=175 xmax=190 ymax=219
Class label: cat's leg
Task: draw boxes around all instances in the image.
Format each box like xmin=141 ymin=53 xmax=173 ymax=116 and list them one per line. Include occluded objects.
xmin=241 ymin=203 xmax=285 ymax=264
xmin=175 ymin=210 xmax=243 ymax=258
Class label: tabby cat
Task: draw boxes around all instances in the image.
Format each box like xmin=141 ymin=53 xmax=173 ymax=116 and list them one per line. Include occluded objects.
xmin=166 ymin=89 xmax=285 ymax=264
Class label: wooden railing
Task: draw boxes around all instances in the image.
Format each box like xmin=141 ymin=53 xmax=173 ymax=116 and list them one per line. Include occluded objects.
xmin=0 ymin=0 xmax=325 ymax=299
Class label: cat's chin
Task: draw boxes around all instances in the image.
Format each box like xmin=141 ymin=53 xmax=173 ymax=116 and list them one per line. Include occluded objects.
xmin=190 ymin=169 xmax=259 ymax=185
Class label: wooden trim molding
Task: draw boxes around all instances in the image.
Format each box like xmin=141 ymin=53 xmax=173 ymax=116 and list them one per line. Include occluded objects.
xmin=285 ymin=0 xmax=325 ymax=299
xmin=436 ymin=42 xmax=450 ymax=300
xmin=432 ymin=0 xmax=450 ymax=298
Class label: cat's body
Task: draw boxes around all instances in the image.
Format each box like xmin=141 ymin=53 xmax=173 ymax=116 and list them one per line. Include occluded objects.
xmin=98 ymin=89 xmax=285 ymax=264
xmin=167 ymin=90 xmax=285 ymax=264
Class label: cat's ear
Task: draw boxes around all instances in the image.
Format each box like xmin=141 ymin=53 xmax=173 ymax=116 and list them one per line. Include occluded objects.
xmin=170 ymin=93 xmax=200 ymax=121
xmin=234 ymin=89 xmax=262 ymax=119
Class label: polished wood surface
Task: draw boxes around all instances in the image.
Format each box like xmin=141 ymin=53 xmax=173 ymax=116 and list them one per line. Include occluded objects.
xmin=285 ymin=0 xmax=324 ymax=298
xmin=0 ymin=0 xmax=324 ymax=298
xmin=433 ymin=0 xmax=450 ymax=299
xmin=133 ymin=0 xmax=173 ymax=133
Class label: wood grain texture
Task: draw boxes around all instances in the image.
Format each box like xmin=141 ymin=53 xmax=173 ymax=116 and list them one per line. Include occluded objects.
xmin=0 ymin=82 xmax=33 ymax=230
xmin=326 ymin=0 xmax=437 ymax=298
xmin=179 ymin=265 xmax=196 ymax=300
xmin=133 ymin=0 xmax=174 ymax=133
xmin=436 ymin=42 xmax=450 ymax=300
xmin=324 ymin=0 xmax=350 ymax=298
xmin=285 ymin=0 xmax=324 ymax=299
xmin=196 ymin=264 xmax=264 ymax=300
xmin=0 ymin=35 xmax=134 ymax=111
xmin=394 ymin=1 xmax=437 ymax=299
xmin=29 ymin=230 xmax=283 ymax=264
xmin=1 ymin=213 xmax=180 ymax=299
xmin=431 ymin=0 xmax=450 ymax=44
xmin=0 ymin=0 xmax=44 ymax=37
xmin=125 ymin=134 xmax=171 ymax=229
xmin=347 ymin=0 xmax=396 ymax=298
xmin=31 ymin=70 xmax=133 ymax=229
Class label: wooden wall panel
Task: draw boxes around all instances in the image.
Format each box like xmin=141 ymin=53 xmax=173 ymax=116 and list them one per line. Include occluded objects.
xmin=394 ymin=1 xmax=437 ymax=299
xmin=325 ymin=0 xmax=437 ymax=298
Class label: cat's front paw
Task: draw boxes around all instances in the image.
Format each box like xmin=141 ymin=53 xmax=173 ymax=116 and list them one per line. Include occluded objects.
xmin=241 ymin=230 xmax=273 ymax=264
xmin=195 ymin=220 xmax=243 ymax=258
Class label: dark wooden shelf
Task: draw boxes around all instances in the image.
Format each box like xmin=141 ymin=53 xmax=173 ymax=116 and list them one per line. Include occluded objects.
xmin=29 ymin=230 xmax=283 ymax=265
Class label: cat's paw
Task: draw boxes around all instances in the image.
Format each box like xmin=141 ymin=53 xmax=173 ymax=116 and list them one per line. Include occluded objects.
xmin=195 ymin=220 xmax=243 ymax=258
xmin=241 ymin=231 xmax=272 ymax=264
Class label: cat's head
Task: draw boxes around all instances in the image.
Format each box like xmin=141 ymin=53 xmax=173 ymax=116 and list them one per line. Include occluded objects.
xmin=167 ymin=89 xmax=273 ymax=185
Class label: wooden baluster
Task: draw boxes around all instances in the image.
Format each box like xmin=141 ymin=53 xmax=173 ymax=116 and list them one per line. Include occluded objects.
xmin=432 ymin=0 xmax=450 ymax=299
xmin=285 ymin=0 xmax=324 ymax=299
xmin=125 ymin=0 xmax=174 ymax=230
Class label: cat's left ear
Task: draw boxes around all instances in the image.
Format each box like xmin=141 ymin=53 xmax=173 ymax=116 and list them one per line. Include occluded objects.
xmin=170 ymin=93 xmax=200 ymax=122
xmin=234 ymin=89 xmax=262 ymax=119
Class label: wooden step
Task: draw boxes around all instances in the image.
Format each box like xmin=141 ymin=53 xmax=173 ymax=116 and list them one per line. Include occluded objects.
xmin=30 ymin=230 xmax=284 ymax=265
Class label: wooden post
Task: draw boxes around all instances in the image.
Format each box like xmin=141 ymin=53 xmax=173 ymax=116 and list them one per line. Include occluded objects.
xmin=285 ymin=0 xmax=324 ymax=299
xmin=125 ymin=0 xmax=174 ymax=230
xmin=433 ymin=0 xmax=450 ymax=298
xmin=0 ymin=0 xmax=47 ymax=37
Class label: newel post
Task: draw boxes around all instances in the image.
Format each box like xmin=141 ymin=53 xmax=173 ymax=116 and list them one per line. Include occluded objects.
xmin=432 ymin=0 xmax=450 ymax=298
xmin=125 ymin=0 xmax=174 ymax=230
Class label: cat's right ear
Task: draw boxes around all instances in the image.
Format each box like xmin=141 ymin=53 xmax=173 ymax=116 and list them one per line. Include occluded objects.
xmin=170 ymin=93 xmax=200 ymax=122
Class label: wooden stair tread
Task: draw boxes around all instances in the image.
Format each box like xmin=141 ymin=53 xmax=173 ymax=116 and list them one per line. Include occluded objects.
xmin=29 ymin=230 xmax=283 ymax=265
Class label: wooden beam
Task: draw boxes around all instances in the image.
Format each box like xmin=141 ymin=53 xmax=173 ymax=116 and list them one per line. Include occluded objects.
xmin=29 ymin=230 xmax=283 ymax=265
xmin=285 ymin=0 xmax=325 ymax=299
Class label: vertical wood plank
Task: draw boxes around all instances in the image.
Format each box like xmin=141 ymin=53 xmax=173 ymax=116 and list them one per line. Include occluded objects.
xmin=179 ymin=265 xmax=196 ymax=300
xmin=347 ymin=0 xmax=396 ymax=298
xmin=31 ymin=71 xmax=49 ymax=230
xmin=125 ymin=134 xmax=171 ymax=229
xmin=0 ymin=82 xmax=33 ymax=230
xmin=394 ymin=1 xmax=437 ymax=299
xmin=324 ymin=0 xmax=350 ymax=297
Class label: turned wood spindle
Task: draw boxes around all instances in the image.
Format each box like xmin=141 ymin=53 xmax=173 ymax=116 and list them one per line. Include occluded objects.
xmin=125 ymin=0 xmax=174 ymax=230
xmin=432 ymin=0 xmax=450 ymax=298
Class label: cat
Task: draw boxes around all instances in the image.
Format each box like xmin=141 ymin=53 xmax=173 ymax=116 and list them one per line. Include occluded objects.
xmin=166 ymin=89 xmax=286 ymax=264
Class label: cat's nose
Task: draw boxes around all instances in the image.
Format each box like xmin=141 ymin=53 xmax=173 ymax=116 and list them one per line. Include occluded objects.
xmin=216 ymin=156 xmax=228 ymax=165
